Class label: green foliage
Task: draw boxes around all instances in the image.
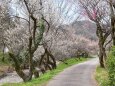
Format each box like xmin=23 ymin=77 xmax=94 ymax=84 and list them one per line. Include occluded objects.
xmin=2 ymin=58 xmax=89 ymax=86
xmin=107 ymin=46 xmax=115 ymax=86
xmin=0 ymin=51 xmax=10 ymax=66
xmin=95 ymin=66 xmax=109 ymax=86
xmin=0 ymin=51 xmax=11 ymax=76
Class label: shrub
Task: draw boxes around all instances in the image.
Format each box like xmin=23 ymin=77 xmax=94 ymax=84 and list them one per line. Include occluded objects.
xmin=0 ymin=51 xmax=10 ymax=65
xmin=107 ymin=46 xmax=115 ymax=86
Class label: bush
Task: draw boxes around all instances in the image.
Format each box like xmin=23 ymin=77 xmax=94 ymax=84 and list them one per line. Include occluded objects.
xmin=0 ymin=51 xmax=10 ymax=65
xmin=107 ymin=46 xmax=115 ymax=86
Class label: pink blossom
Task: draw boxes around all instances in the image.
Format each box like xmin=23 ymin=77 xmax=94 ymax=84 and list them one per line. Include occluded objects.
xmin=92 ymin=8 xmax=97 ymax=20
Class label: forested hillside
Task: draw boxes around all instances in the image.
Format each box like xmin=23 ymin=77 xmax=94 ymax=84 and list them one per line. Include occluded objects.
xmin=71 ymin=20 xmax=97 ymax=40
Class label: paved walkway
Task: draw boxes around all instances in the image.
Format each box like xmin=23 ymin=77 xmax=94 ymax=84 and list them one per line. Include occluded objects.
xmin=47 ymin=58 xmax=98 ymax=86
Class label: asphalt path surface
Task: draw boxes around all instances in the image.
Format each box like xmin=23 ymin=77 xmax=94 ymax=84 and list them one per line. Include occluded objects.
xmin=47 ymin=58 xmax=98 ymax=86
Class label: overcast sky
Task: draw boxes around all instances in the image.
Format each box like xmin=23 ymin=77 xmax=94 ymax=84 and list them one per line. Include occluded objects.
xmin=10 ymin=0 xmax=86 ymax=24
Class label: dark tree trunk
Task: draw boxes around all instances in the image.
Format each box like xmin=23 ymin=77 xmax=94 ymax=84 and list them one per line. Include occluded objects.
xmin=39 ymin=48 xmax=56 ymax=71
xmin=110 ymin=2 xmax=115 ymax=46
xmin=9 ymin=53 xmax=29 ymax=82
xmin=2 ymin=43 xmax=5 ymax=62
xmin=96 ymin=22 xmax=109 ymax=68
xmin=98 ymin=40 xmax=105 ymax=68
xmin=34 ymin=69 xmax=39 ymax=78
xmin=28 ymin=36 xmax=34 ymax=81
xmin=7 ymin=0 xmax=46 ymax=82
xmin=46 ymin=49 xmax=56 ymax=69
xmin=111 ymin=17 xmax=115 ymax=45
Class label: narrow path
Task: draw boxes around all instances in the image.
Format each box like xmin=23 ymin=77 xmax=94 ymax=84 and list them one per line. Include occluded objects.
xmin=46 ymin=58 xmax=98 ymax=86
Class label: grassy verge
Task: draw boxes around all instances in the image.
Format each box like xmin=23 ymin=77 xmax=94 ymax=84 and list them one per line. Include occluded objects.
xmin=3 ymin=57 xmax=89 ymax=86
xmin=95 ymin=66 xmax=109 ymax=86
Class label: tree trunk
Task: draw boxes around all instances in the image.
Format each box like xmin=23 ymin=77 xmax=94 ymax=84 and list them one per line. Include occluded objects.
xmin=98 ymin=41 xmax=105 ymax=68
xmin=111 ymin=18 xmax=115 ymax=45
xmin=46 ymin=49 xmax=56 ymax=69
xmin=96 ymin=22 xmax=107 ymax=68
xmin=110 ymin=1 xmax=115 ymax=46
xmin=39 ymin=48 xmax=56 ymax=70
xmin=28 ymin=36 xmax=34 ymax=81
xmin=9 ymin=53 xmax=29 ymax=82
xmin=2 ymin=40 xmax=5 ymax=62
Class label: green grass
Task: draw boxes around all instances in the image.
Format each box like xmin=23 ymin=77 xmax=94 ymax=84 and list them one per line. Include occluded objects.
xmin=95 ymin=66 xmax=109 ymax=86
xmin=3 ymin=57 xmax=89 ymax=86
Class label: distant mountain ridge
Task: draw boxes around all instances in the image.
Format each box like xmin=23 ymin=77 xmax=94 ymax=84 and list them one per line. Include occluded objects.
xmin=71 ymin=20 xmax=97 ymax=41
